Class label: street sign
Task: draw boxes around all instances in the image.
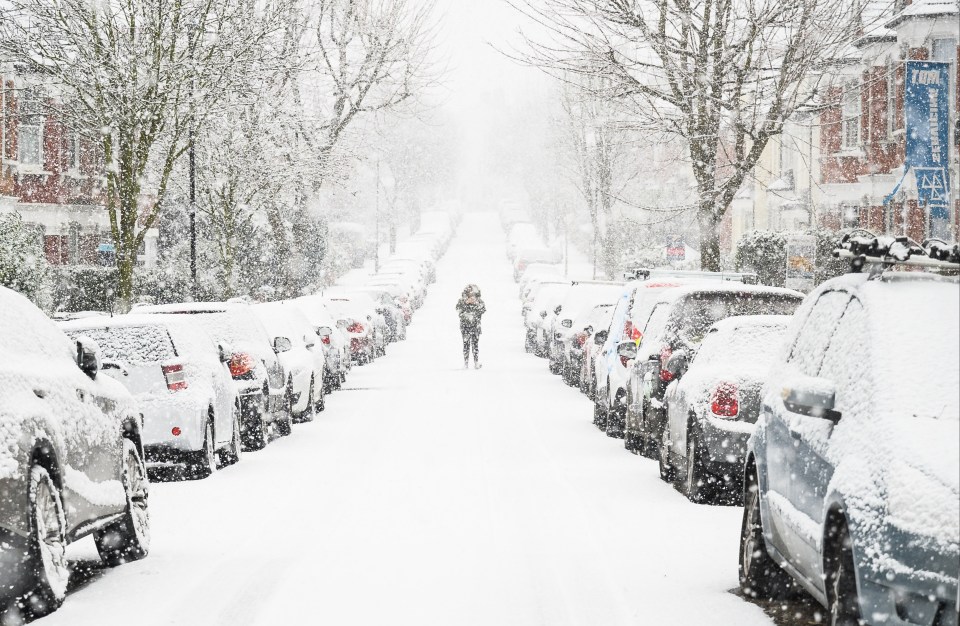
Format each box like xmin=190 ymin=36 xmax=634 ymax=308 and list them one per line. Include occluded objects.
xmin=785 ymin=234 xmax=816 ymax=292
xmin=666 ymin=236 xmax=685 ymax=261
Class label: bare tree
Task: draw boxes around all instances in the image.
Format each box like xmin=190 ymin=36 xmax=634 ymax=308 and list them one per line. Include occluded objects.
xmin=0 ymin=0 xmax=292 ymax=306
xmin=516 ymin=0 xmax=868 ymax=270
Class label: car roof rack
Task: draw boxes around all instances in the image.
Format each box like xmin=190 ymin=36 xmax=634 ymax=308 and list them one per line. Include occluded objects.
xmin=833 ymin=230 xmax=960 ymax=275
xmin=621 ymin=266 xmax=758 ymax=284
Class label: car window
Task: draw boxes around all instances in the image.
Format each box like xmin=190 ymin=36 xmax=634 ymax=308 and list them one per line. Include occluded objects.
xmin=637 ymin=303 xmax=671 ymax=357
xmin=667 ymin=291 xmax=801 ymax=347
xmin=786 ymin=290 xmax=851 ymax=377
xmin=72 ymin=325 xmax=177 ymax=364
xmin=817 ymin=298 xmax=870 ymax=417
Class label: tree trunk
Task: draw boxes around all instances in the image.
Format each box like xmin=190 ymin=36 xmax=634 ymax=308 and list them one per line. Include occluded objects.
xmin=698 ymin=207 xmax=722 ymax=272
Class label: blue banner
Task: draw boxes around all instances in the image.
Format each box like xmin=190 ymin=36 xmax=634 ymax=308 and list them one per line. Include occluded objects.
xmin=905 ymin=61 xmax=952 ymax=235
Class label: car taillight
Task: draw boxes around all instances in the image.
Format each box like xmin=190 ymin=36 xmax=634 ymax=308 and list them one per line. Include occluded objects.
xmin=575 ymin=332 xmax=588 ymax=347
xmin=320 ymin=335 xmax=331 ymax=345
xmin=624 ymin=319 xmax=634 ymax=337
xmin=659 ymin=346 xmax=674 ymax=382
xmin=161 ymin=363 xmax=188 ymax=391
xmin=711 ymin=382 xmax=739 ymax=417
xmin=347 ymin=322 xmax=364 ymax=333
xmin=620 ymin=355 xmax=630 ymax=368
xmin=228 ymin=352 xmax=256 ymax=378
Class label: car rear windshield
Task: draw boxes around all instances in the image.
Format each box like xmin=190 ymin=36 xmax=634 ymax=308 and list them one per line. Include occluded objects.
xmin=71 ymin=325 xmax=176 ymax=364
xmin=668 ymin=292 xmax=801 ymax=347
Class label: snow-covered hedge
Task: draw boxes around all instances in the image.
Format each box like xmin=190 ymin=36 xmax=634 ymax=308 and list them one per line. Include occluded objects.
xmin=0 ymin=211 xmax=50 ymax=305
xmin=734 ymin=228 xmax=849 ymax=288
xmin=51 ymin=267 xmax=118 ymax=313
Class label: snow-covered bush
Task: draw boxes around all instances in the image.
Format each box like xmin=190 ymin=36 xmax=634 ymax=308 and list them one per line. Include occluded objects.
xmin=51 ymin=267 xmax=117 ymax=313
xmin=0 ymin=211 xmax=50 ymax=304
xmin=735 ymin=228 xmax=850 ymax=288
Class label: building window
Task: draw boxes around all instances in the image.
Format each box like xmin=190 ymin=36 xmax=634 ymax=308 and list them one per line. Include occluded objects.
xmin=65 ymin=132 xmax=81 ymax=171
xmin=886 ymin=60 xmax=899 ymax=139
xmin=841 ymin=82 xmax=860 ymax=149
xmin=17 ymin=87 xmax=44 ymax=166
xmin=841 ymin=204 xmax=860 ymax=228
xmin=779 ymin=139 xmax=795 ymax=189
xmin=931 ymin=38 xmax=957 ymax=64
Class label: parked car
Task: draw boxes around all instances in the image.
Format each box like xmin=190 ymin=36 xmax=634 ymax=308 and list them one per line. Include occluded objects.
xmin=549 ymin=281 xmax=623 ymax=378
xmin=292 ymin=295 xmax=350 ymax=393
xmin=578 ymin=304 xmax=615 ymax=398
xmin=0 ymin=287 xmax=149 ymax=618
xmin=513 ymin=247 xmax=562 ymax=282
xmin=622 ymin=284 xmax=803 ymax=451
xmin=330 ymin=286 xmax=407 ymax=343
xmin=524 ymin=282 xmax=572 ymax=356
xmin=136 ymin=302 xmax=289 ymax=449
xmin=657 ymin=315 xmax=791 ymax=503
xmin=61 ymin=315 xmax=243 ymax=479
xmin=740 ymin=270 xmax=959 ymax=625
xmin=323 ymin=295 xmax=382 ymax=364
xmin=251 ymin=302 xmax=326 ymax=423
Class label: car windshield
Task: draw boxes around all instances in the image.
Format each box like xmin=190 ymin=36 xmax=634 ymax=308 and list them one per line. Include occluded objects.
xmin=693 ymin=323 xmax=788 ymax=368
xmin=67 ymin=325 xmax=176 ymax=364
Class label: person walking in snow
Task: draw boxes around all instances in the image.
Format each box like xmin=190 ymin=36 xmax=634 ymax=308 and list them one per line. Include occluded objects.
xmin=456 ymin=284 xmax=485 ymax=369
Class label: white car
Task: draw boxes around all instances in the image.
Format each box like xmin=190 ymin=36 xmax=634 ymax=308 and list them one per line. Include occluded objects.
xmin=292 ymin=295 xmax=350 ymax=392
xmin=61 ymin=315 xmax=242 ymax=479
xmin=252 ymin=302 xmax=325 ymax=424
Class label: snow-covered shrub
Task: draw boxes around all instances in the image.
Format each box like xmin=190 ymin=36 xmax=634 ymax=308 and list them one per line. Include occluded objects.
xmin=734 ymin=230 xmax=788 ymax=287
xmin=51 ymin=267 xmax=117 ymax=313
xmin=0 ymin=211 xmax=51 ymax=305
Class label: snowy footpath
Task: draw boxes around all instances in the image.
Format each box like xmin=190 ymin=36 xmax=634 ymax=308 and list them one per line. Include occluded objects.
xmin=43 ymin=213 xmax=772 ymax=626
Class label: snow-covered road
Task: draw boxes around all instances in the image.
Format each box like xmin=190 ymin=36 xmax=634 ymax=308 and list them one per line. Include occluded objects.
xmin=44 ymin=213 xmax=773 ymax=626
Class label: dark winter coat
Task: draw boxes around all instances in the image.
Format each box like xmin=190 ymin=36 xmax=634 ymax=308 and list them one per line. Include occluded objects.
xmin=456 ymin=297 xmax=486 ymax=334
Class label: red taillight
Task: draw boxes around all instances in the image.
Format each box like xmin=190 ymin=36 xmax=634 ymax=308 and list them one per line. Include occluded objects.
xmin=624 ymin=319 xmax=633 ymax=337
xmin=575 ymin=332 xmax=588 ymax=348
xmin=711 ymin=382 xmax=739 ymax=417
xmin=171 ymin=427 xmax=182 ymax=436
xmin=347 ymin=322 xmax=365 ymax=333
xmin=320 ymin=335 xmax=331 ymax=345
xmin=659 ymin=346 xmax=674 ymax=382
xmin=619 ymin=355 xmax=630 ymax=368
xmin=161 ymin=363 xmax=188 ymax=391
xmin=228 ymin=352 xmax=255 ymax=378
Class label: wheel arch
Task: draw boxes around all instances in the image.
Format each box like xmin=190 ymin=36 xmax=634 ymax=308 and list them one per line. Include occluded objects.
xmin=121 ymin=415 xmax=145 ymax=461
xmin=30 ymin=437 xmax=64 ymax=492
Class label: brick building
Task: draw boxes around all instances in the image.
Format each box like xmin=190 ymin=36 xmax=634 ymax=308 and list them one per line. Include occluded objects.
xmin=0 ymin=64 xmax=158 ymax=268
xmin=728 ymin=0 xmax=958 ymax=253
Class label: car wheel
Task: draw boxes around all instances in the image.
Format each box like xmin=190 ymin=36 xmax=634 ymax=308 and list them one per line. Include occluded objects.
xmin=684 ymin=426 xmax=711 ymax=503
xmin=593 ymin=386 xmax=607 ymax=429
xmin=606 ymin=394 xmax=625 ymax=439
xmin=739 ymin=463 xmax=794 ymax=599
xmin=94 ymin=439 xmax=150 ymax=567
xmin=315 ymin=377 xmax=326 ymax=412
xmin=21 ymin=464 xmax=69 ymax=618
xmin=658 ymin=425 xmax=676 ymax=483
xmin=294 ymin=379 xmax=316 ymax=424
xmin=190 ymin=418 xmax=217 ymax=479
xmin=277 ymin=384 xmax=293 ymax=437
xmin=219 ymin=403 xmax=243 ymax=466
xmin=242 ymin=398 xmax=268 ymax=452
xmin=828 ymin=522 xmax=862 ymax=626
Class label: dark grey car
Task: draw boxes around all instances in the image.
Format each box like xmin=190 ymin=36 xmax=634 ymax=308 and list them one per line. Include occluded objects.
xmin=0 ymin=287 xmax=150 ymax=619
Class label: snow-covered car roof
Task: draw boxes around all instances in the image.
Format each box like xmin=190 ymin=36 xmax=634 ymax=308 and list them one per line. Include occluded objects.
xmin=0 ymin=287 xmax=78 ymax=364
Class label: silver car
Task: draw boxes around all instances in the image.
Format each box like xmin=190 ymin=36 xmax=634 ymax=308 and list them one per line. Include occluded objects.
xmin=61 ymin=315 xmax=243 ymax=480
xmin=0 ymin=287 xmax=150 ymax=618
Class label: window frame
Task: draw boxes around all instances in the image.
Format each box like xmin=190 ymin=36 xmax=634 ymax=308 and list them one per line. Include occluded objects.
xmin=840 ymin=81 xmax=860 ymax=150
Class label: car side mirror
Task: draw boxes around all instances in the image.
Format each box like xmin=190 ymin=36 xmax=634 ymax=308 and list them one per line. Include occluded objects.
xmin=75 ymin=336 xmax=101 ymax=379
xmin=594 ymin=330 xmax=608 ymax=345
xmin=616 ymin=341 xmax=638 ymax=360
xmin=561 ymin=319 xmax=572 ymax=328
xmin=218 ymin=343 xmax=232 ymax=363
xmin=782 ymin=377 xmax=841 ymax=424
xmin=554 ymin=305 xmax=562 ymax=315
xmin=303 ymin=334 xmax=316 ymax=349
xmin=317 ymin=326 xmax=333 ymax=337
xmin=539 ymin=310 xmax=547 ymax=319
xmin=273 ymin=336 xmax=292 ymax=353
xmin=664 ymin=349 xmax=689 ymax=377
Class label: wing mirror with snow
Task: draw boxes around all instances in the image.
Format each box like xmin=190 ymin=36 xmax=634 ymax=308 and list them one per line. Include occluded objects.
xmin=664 ymin=349 xmax=689 ymax=378
xmin=273 ymin=337 xmax=292 ymax=353
xmin=75 ymin=336 xmax=101 ymax=379
xmin=616 ymin=341 xmax=638 ymax=361
xmin=782 ymin=377 xmax=841 ymax=424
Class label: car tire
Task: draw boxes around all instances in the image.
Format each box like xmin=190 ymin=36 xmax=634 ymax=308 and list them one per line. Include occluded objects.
xmin=606 ymin=394 xmax=625 ymax=439
xmin=94 ymin=439 xmax=150 ymax=567
xmin=658 ymin=425 xmax=676 ymax=483
xmin=20 ymin=464 xmax=69 ymax=618
xmin=190 ymin=419 xmax=217 ymax=479
xmin=684 ymin=426 xmax=711 ymax=503
xmin=593 ymin=386 xmax=607 ymax=430
xmin=219 ymin=404 xmax=243 ymax=467
xmin=294 ymin=379 xmax=316 ymax=424
xmin=739 ymin=463 xmax=794 ymax=599
xmin=315 ymin=377 xmax=326 ymax=412
xmin=277 ymin=384 xmax=293 ymax=437
xmin=242 ymin=399 xmax=268 ymax=452
xmin=827 ymin=521 xmax=862 ymax=626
